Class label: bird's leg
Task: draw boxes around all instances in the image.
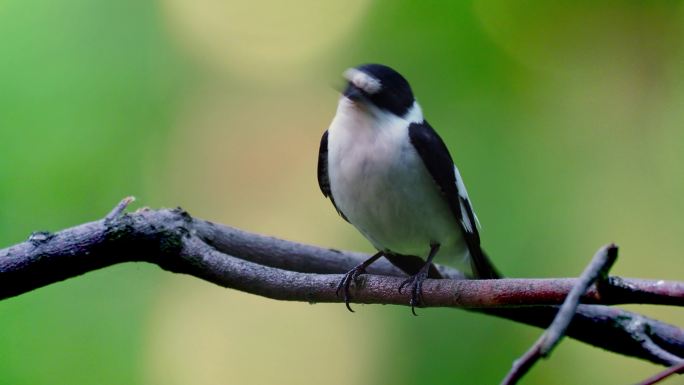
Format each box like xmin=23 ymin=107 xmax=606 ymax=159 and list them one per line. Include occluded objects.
xmin=398 ymin=243 xmax=440 ymax=315
xmin=336 ymin=251 xmax=384 ymax=312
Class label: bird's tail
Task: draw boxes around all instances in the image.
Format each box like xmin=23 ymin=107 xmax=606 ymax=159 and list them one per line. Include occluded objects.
xmin=470 ymin=247 xmax=502 ymax=279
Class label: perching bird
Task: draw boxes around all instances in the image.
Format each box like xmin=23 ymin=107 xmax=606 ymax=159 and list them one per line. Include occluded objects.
xmin=317 ymin=64 xmax=501 ymax=314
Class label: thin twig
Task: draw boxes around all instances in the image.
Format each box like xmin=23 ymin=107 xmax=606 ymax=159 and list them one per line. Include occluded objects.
xmin=501 ymin=244 xmax=619 ymax=385
xmin=636 ymin=360 xmax=684 ymax=385
xmin=540 ymin=244 xmax=619 ymax=354
xmin=104 ymin=196 xmax=135 ymax=223
xmin=637 ymin=328 xmax=684 ymax=365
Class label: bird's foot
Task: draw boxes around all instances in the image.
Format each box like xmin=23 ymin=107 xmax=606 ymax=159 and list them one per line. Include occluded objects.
xmin=336 ymin=264 xmax=368 ymax=312
xmin=335 ymin=251 xmax=384 ymax=313
xmin=398 ymin=264 xmax=431 ymax=316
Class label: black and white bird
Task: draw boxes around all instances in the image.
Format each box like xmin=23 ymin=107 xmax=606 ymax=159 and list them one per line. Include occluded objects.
xmin=317 ymin=63 xmax=501 ymax=314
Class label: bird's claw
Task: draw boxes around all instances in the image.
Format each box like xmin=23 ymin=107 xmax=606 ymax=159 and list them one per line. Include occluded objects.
xmin=398 ymin=269 xmax=429 ymax=316
xmin=336 ymin=265 xmax=367 ymax=312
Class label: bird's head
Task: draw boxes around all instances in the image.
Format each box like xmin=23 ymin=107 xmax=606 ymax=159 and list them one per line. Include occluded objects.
xmin=341 ymin=64 xmax=422 ymax=123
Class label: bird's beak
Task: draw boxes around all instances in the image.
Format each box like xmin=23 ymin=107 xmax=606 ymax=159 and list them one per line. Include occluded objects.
xmin=343 ymin=83 xmax=365 ymax=102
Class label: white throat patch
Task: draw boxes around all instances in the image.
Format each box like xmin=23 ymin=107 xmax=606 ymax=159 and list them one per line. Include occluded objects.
xmin=343 ymin=68 xmax=382 ymax=94
xmin=404 ymin=101 xmax=424 ymax=123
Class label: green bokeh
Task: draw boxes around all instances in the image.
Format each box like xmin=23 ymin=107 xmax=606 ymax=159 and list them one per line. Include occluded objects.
xmin=1 ymin=0 xmax=683 ymax=384
xmin=0 ymin=0 xmax=188 ymax=383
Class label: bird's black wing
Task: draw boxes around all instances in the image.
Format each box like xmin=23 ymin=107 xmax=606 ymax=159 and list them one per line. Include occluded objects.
xmin=408 ymin=121 xmax=500 ymax=279
xmin=317 ymin=130 xmax=349 ymax=222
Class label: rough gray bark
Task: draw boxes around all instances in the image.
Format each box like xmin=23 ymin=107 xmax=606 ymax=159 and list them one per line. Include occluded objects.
xmin=1 ymin=205 xmax=683 ymax=368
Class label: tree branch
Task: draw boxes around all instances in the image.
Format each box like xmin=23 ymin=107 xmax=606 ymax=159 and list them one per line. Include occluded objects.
xmin=1 ymin=202 xmax=683 ymax=369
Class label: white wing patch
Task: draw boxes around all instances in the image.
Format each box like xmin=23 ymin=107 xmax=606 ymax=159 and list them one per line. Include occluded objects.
xmin=453 ymin=164 xmax=481 ymax=230
xmin=458 ymin=200 xmax=474 ymax=233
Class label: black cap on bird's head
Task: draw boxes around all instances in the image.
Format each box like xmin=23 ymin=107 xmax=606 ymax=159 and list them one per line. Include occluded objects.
xmin=343 ymin=64 xmax=415 ymax=117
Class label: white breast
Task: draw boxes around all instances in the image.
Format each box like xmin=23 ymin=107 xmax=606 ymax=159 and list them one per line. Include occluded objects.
xmin=327 ymin=99 xmax=466 ymax=260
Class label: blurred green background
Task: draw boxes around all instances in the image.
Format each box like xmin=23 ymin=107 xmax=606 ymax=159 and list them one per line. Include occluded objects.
xmin=1 ymin=0 xmax=683 ymax=384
